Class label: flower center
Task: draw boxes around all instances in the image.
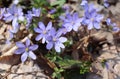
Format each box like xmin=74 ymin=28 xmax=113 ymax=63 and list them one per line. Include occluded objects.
xmin=43 ymin=30 xmax=47 ymax=34
xmin=53 ymin=38 xmax=56 ymax=42
xmin=71 ymin=21 xmax=75 ymax=25
xmin=25 ymin=48 xmax=29 ymax=52
xmin=91 ymin=18 xmax=94 ymax=21
xmin=63 ymin=29 xmax=67 ymax=32
xmin=14 ymin=13 xmax=18 ymax=17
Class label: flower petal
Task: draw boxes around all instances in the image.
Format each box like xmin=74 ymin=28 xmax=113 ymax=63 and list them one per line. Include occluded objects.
xmin=73 ymin=12 xmax=79 ymax=20
xmin=26 ymin=38 xmax=31 ymax=47
xmin=88 ymin=22 xmax=93 ymax=30
xmin=59 ymin=43 xmax=65 ymax=48
xmin=12 ymin=18 xmax=17 ymax=27
xmin=46 ymin=22 xmax=52 ymax=30
xmin=35 ymin=34 xmax=43 ymax=41
xmin=42 ymin=37 xmax=46 ymax=44
xmin=16 ymin=42 xmax=25 ymax=48
xmin=63 ymin=23 xmax=72 ymax=32
xmin=93 ymin=22 xmax=100 ymax=29
xmin=55 ymin=45 xmax=61 ymax=52
xmin=15 ymin=48 xmax=25 ymax=54
xmin=34 ymin=28 xmax=42 ymax=33
xmin=38 ymin=22 xmax=45 ymax=30
xmin=29 ymin=45 xmax=38 ymax=51
xmin=73 ymin=23 xmax=80 ymax=31
xmin=18 ymin=16 xmax=24 ymax=21
xmin=46 ymin=42 xmax=53 ymax=50
xmin=29 ymin=51 xmax=36 ymax=60
xmin=21 ymin=52 xmax=28 ymax=63
xmin=59 ymin=37 xmax=67 ymax=43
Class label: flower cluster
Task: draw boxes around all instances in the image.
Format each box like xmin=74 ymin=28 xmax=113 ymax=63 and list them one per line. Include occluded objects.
xmin=0 ymin=1 xmax=119 ymax=63
xmin=60 ymin=12 xmax=83 ymax=33
xmin=3 ymin=5 xmax=24 ymax=33
xmin=82 ymin=3 xmax=104 ymax=30
xmin=0 ymin=5 xmax=40 ymax=43
xmin=34 ymin=22 xmax=67 ymax=52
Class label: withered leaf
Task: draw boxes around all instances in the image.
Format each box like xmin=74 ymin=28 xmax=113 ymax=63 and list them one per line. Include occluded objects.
xmin=0 ymin=54 xmax=21 ymax=65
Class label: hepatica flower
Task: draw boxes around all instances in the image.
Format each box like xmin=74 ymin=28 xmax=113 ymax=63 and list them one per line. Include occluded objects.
xmin=31 ymin=8 xmax=41 ymax=17
xmin=46 ymin=28 xmax=67 ymax=52
xmin=25 ymin=11 xmax=33 ymax=29
xmin=25 ymin=8 xmax=40 ymax=29
xmin=61 ymin=12 xmax=83 ymax=32
xmin=80 ymin=0 xmax=88 ymax=7
xmin=104 ymin=0 xmax=109 ymax=8
xmin=13 ymin=0 xmax=19 ymax=4
xmin=82 ymin=4 xmax=103 ymax=30
xmin=49 ymin=8 xmax=57 ymax=14
xmin=34 ymin=22 xmax=52 ymax=43
xmin=15 ymin=38 xmax=38 ymax=63
xmin=0 ymin=8 xmax=5 ymax=19
xmin=3 ymin=5 xmax=24 ymax=33
xmin=106 ymin=18 xmax=120 ymax=32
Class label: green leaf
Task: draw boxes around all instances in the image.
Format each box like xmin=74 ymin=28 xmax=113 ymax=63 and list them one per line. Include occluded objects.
xmin=50 ymin=0 xmax=66 ymax=7
xmin=56 ymin=59 xmax=81 ymax=68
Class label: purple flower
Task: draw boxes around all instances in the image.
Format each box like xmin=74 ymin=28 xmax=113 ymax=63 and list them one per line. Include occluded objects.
xmin=49 ymin=8 xmax=57 ymax=14
xmin=106 ymin=18 xmax=115 ymax=26
xmin=15 ymin=38 xmax=38 ymax=63
xmin=80 ymin=0 xmax=88 ymax=7
xmin=0 ymin=8 xmax=5 ymax=19
xmin=105 ymin=61 xmax=109 ymax=69
xmin=113 ymin=26 xmax=120 ymax=32
xmin=32 ymin=8 xmax=41 ymax=17
xmin=61 ymin=12 xmax=83 ymax=32
xmin=46 ymin=28 xmax=67 ymax=52
xmin=34 ymin=22 xmax=52 ymax=43
xmin=3 ymin=5 xmax=24 ymax=33
xmin=106 ymin=18 xmax=120 ymax=32
xmin=25 ymin=8 xmax=40 ymax=29
xmin=62 ymin=4 xmax=70 ymax=14
xmin=6 ymin=30 xmax=14 ymax=44
xmin=104 ymin=0 xmax=109 ymax=8
xmin=25 ymin=11 xmax=33 ymax=29
xmin=82 ymin=4 xmax=103 ymax=30
xmin=58 ymin=27 xmax=68 ymax=35
xmin=13 ymin=0 xmax=19 ymax=4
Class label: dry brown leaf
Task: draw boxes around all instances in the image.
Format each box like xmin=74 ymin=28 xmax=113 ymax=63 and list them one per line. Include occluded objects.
xmin=0 ymin=54 xmax=20 ymax=65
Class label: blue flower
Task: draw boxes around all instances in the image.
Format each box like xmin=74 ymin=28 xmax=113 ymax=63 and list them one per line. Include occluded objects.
xmin=0 ymin=8 xmax=5 ymax=19
xmin=31 ymin=8 xmax=41 ymax=17
xmin=82 ymin=4 xmax=103 ymax=30
xmin=13 ymin=0 xmax=19 ymax=4
xmin=61 ymin=12 xmax=83 ymax=32
xmin=34 ymin=22 xmax=52 ymax=43
xmin=62 ymin=5 xmax=70 ymax=14
xmin=46 ymin=28 xmax=67 ymax=52
xmin=6 ymin=30 xmax=14 ymax=44
xmin=49 ymin=8 xmax=57 ymax=14
xmin=80 ymin=0 xmax=88 ymax=7
xmin=25 ymin=11 xmax=33 ymax=29
xmin=3 ymin=5 xmax=24 ymax=33
xmin=104 ymin=0 xmax=109 ymax=8
xmin=25 ymin=8 xmax=40 ymax=29
xmin=15 ymin=38 xmax=38 ymax=63
xmin=106 ymin=18 xmax=120 ymax=32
